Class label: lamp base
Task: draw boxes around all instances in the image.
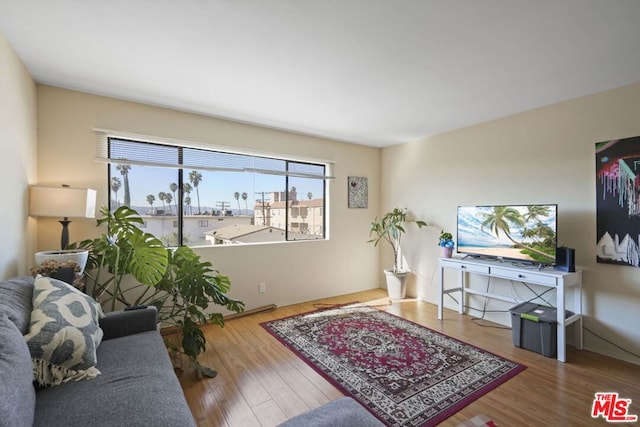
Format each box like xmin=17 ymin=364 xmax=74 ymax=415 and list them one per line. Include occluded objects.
xmin=59 ymin=218 xmax=71 ymax=249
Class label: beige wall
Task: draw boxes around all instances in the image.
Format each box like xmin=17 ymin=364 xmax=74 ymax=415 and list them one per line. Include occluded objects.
xmin=14 ymin=50 xmax=638 ymax=364
xmin=381 ymin=83 xmax=640 ymax=364
xmin=0 ymin=32 xmax=37 ymax=278
xmin=35 ymin=85 xmax=381 ymax=310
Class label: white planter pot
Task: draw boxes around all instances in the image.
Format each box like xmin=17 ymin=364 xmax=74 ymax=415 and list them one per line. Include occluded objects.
xmin=35 ymin=249 xmax=89 ymax=274
xmin=383 ymin=269 xmax=409 ymax=299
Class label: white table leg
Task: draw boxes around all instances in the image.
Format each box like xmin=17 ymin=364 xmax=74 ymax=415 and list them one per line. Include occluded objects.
xmin=575 ymin=275 xmax=583 ymax=350
xmin=438 ymin=265 xmax=444 ymax=320
xmin=458 ymin=270 xmax=465 ymax=315
xmin=557 ymin=282 xmax=566 ymax=362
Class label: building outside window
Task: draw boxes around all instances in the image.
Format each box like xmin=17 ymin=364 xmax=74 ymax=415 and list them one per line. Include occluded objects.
xmin=104 ymin=136 xmax=329 ymax=246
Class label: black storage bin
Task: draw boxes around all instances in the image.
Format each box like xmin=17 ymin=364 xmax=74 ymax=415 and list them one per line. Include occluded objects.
xmin=510 ymin=302 xmax=573 ymax=358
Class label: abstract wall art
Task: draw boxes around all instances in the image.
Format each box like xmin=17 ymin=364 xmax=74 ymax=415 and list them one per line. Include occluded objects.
xmin=596 ymin=135 xmax=640 ymax=267
xmin=348 ymin=176 xmax=368 ymax=208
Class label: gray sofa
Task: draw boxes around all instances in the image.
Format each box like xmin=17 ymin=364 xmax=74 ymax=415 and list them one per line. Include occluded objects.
xmin=0 ymin=276 xmax=196 ymax=427
xmin=278 ymin=397 xmax=385 ymax=427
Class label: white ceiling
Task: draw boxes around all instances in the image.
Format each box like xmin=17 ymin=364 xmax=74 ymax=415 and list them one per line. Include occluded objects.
xmin=1 ymin=1 xmax=640 ymax=147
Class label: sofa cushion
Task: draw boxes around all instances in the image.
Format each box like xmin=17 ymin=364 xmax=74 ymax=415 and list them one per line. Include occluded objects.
xmin=0 ymin=314 xmax=36 ymax=427
xmin=25 ymin=276 xmax=104 ymax=386
xmin=0 ymin=276 xmax=34 ymax=334
xmin=34 ymin=330 xmax=196 ymax=427
xmin=278 ymin=397 xmax=385 ymax=427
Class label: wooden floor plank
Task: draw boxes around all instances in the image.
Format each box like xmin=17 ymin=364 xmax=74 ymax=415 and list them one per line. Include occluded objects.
xmin=205 ymin=377 xmax=261 ymax=427
xmin=251 ymin=399 xmax=288 ymax=427
xmin=176 ymin=289 xmax=640 ymax=427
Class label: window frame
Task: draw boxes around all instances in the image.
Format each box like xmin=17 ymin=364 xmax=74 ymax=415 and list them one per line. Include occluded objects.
xmin=106 ymin=137 xmax=328 ymax=247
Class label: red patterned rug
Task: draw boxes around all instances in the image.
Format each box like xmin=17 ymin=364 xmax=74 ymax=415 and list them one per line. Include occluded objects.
xmin=261 ymin=303 xmax=525 ymax=427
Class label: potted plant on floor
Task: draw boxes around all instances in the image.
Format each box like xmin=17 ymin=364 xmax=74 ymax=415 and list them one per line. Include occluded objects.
xmin=70 ymin=206 xmax=245 ymax=378
xmin=368 ymin=208 xmax=427 ymax=299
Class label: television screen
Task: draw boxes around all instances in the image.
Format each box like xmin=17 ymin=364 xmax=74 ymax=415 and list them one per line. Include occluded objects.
xmin=456 ymin=204 xmax=557 ymax=265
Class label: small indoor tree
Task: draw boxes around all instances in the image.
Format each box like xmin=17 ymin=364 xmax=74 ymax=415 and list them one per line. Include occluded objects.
xmin=368 ymin=207 xmax=427 ymax=273
xmin=368 ymin=208 xmax=427 ymax=299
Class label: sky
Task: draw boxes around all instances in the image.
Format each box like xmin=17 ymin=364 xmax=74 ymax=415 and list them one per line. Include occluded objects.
xmin=109 ymin=164 xmax=324 ymax=212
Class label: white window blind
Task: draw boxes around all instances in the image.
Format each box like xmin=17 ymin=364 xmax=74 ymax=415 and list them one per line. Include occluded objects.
xmin=94 ymin=130 xmax=334 ymax=180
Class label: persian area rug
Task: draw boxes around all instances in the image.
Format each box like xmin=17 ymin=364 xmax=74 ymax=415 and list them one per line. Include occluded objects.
xmin=261 ymin=303 xmax=525 ymax=427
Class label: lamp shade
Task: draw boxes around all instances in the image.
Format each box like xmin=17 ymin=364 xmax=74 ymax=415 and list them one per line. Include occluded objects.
xmin=29 ymin=186 xmax=97 ymax=218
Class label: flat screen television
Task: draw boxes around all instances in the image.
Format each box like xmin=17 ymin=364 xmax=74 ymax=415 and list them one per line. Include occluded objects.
xmin=456 ymin=204 xmax=558 ymax=265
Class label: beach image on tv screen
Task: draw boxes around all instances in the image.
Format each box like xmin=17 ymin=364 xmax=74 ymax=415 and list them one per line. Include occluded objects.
xmin=457 ymin=205 xmax=557 ymax=263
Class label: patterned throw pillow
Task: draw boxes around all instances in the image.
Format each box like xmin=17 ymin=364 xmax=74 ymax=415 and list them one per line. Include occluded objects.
xmin=25 ymin=276 xmax=104 ymax=386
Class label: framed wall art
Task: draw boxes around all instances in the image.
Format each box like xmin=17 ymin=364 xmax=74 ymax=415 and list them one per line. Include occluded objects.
xmin=595 ymin=135 xmax=640 ymax=267
xmin=348 ymin=176 xmax=368 ymax=209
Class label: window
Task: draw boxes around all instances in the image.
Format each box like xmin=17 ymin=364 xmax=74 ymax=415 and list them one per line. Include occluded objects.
xmin=105 ymin=137 xmax=328 ymax=246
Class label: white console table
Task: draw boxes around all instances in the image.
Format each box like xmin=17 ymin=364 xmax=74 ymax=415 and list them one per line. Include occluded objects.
xmin=438 ymin=257 xmax=583 ymax=362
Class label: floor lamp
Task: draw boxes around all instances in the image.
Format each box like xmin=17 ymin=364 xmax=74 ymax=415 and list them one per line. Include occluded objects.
xmin=29 ymin=185 xmax=97 ymax=249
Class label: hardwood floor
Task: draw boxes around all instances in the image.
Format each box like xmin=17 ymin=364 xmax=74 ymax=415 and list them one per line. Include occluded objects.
xmin=175 ymin=289 xmax=640 ymax=426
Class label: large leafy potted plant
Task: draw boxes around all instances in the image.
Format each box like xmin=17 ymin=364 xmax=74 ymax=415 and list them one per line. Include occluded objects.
xmin=71 ymin=206 xmax=244 ymax=378
xmin=368 ymin=207 xmax=427 ymax=299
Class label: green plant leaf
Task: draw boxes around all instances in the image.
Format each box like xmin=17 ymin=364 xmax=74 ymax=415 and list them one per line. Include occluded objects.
xmin=181 ymin=317 xmax=206 ymax=360
xmin=126 ymin=232 xmax=168 ymax=285
xmin=194 ymin=362 xmax=217 ymax=379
